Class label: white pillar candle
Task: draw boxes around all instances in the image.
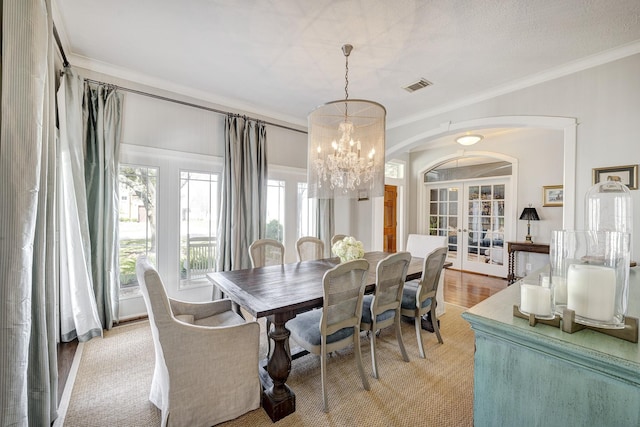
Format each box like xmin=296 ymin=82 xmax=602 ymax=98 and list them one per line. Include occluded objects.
xmin=567 ymin=264 xmax=616 ymax=322
xmin=520 ymin=284 xmax=552 ymax=316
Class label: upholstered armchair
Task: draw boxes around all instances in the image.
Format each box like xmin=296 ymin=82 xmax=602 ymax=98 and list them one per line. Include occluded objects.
xmin=136 ymin=257 xmax=260 ymax=427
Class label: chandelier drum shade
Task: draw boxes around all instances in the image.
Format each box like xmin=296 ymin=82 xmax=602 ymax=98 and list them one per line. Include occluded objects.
xmin=307 ymin=44 xmax=386 ymax=199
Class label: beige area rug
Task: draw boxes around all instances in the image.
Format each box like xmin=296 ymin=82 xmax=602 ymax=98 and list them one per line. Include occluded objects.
xmin=62 ymin=304 xmax=474 ymax=426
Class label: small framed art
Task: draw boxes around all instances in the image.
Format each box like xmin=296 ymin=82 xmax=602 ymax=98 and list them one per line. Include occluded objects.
xmin=542 ymin=185 xmax=563 ymax=207
xmin=592 ymin=164 xmax=638 ymax=190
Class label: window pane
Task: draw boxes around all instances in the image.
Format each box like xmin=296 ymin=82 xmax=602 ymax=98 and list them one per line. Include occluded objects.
xmin=297 ymin=182 xmax=317 ymax=238
xmin=266 ymin=180 xmax=285 ymax=242
xmin=180 ymin=171 xmax=219 ymax=287
xmin=118 ymin=165 xmax=158 ymax=292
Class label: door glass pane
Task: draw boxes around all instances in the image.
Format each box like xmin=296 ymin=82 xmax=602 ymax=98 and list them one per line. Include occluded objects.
xmin=297 ymin=182 xmax=317 ymax=238
xmin=118 ymin=165 xmax=158 ymax=294
xmin=179 ymin=171 xmax=219 ymax=288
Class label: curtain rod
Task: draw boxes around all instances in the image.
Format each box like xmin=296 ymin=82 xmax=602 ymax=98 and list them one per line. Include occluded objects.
xmin=83 ymin=78 xmax=307 ymax=134
xmin=52 ymin=25 xmax=306 ymax=134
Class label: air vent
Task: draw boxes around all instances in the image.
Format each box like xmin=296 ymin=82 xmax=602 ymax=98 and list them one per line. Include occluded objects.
xmin=403 ymin=78 xmax=432 ymax=93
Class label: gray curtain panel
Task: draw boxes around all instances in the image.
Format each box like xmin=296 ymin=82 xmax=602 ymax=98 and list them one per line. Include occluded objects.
xmin=0 ymin=0 xmax=58 ymax=424
xmin=84 ymin=82 xmax=123 ymax=329
xmin=57 ymin=68 xmax=103 ymax=342
xmin=217 ymin=115 xmax=268 ymax=272
xmin=316 ymin=199 xmax=335 ymax=258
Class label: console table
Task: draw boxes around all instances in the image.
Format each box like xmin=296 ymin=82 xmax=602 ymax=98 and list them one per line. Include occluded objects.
xmin=462 ymin=267 xmax=640 ymax=426
xmin=507 ymin=241 xmax=549 ymax=284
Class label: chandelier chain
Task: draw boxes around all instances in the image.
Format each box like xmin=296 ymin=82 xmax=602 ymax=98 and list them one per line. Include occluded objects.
xmin=344 ymin=53 xmax=349 ymax=100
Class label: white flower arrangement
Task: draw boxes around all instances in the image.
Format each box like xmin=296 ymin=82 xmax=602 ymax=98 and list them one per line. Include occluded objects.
xmin=331 ymin=236 xmax=365 ymax=263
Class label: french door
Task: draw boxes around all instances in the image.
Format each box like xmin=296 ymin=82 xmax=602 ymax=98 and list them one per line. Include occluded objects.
xmin=426 ymin=178 xmax=510 ymax=277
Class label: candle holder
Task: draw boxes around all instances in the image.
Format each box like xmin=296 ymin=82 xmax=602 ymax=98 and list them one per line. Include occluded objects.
xmin=512 ymin=304 xmax=638 ymax=343
xmin=550 ymin=230 xmax=630 ymax=328
xmin=517 ymin=274 xmax=556 ymax=321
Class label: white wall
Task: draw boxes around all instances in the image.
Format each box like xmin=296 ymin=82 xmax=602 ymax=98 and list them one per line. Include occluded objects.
xmin=387 ymin=53 xmax=640 ymax=255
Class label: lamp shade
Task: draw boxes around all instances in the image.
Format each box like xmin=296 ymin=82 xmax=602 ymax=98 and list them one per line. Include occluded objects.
xmin=307 ymin=99 xmax=386 ymax=199
xmin=519 ymin=207 xmax=540 ymax=221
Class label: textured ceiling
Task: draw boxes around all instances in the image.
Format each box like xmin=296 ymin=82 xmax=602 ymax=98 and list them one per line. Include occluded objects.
xmin=53 ymin=0 xmax=640 ymax=128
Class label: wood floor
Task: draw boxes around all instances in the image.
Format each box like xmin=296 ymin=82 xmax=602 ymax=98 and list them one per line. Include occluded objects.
xmin=56 ymin=269 xmax=507 ymax=404
xmin=443 ymin=268 xmax=508 ymax=308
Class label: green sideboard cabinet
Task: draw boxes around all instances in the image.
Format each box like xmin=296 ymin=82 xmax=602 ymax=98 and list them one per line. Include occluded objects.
xmin=462 ymin=267 xmax=640 ymax=427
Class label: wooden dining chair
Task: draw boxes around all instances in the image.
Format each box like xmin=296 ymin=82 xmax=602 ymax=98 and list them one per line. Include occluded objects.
xmin=400 ymin=246 xmax=448 ymax=358
xmin=296 ymin=236 xmax=325 ymax=261
xmin=360 ymin=251 xmax=412 ymax=379
xmin=287 ymin=259 xmax=371 ymax=412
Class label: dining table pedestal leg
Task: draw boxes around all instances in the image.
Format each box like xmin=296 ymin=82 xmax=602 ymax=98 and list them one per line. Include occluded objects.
xmin=261 ymin=311 xmax=295 ymax=422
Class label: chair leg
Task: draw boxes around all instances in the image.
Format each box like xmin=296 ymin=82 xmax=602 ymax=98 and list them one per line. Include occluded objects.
xmin=395 ymin=314 xmax=409 ymax=362
xmin=354 ymin=326 xmax=370 ymax=391
xmin=431 ymin=306 xmax=443 ymax=344
xmin=321 ymin=346 xmax=329 ymax=412
xmin=415 ymin=315 xmax=426 ymax=358
xmin=369 ymin=324 xmax=379 ymax=379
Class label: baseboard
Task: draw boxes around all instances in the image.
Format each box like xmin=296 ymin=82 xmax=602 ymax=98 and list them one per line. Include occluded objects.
xmin=53 ymin=341 xmax=85 ymax=426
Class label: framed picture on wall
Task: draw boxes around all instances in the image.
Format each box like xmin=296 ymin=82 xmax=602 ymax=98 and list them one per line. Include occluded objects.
xmin=542 ymin=185 xmax=563 ymax=207
xmin=592 ymin=164 xmax=638 ymax=190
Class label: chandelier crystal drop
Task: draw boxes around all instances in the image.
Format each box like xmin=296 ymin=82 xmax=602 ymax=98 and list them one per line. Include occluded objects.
xmin=307 ymin=44 xmax=386 ymax=199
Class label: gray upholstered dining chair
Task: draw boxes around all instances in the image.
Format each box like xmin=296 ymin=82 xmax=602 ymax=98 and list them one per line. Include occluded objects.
xmin=360 ymin=251 xmax=412 ymax=379
xmin=296 ymin=236 xmax=325 ymax=261
xmin=135 ymin=256 xmax=260 ymax=427
xmin=287 ymin=259 xmax=371 ymax=412
xmin=400 ymin=246 xmax=448 ymax=358
xmin=249 ymin=238 xmax=285 ymax=267
xmin=331 ymin=234 xmax=348 ymax=246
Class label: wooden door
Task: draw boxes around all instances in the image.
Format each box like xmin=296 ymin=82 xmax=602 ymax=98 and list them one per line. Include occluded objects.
xmin=383 ymin=185 xmax=397 ymax=252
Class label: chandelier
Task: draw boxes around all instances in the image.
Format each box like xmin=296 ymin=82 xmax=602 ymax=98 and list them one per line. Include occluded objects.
xmin=307 ymin=44 xmax=386 ymax=199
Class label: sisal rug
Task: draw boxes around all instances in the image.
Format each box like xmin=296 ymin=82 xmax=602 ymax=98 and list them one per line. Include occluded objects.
xmin=62 ymin=303 xmax=474 ymax=426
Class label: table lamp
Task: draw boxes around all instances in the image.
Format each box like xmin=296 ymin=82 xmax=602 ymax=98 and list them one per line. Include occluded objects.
xmin=519 ymin=205 xmax=540 ymax=243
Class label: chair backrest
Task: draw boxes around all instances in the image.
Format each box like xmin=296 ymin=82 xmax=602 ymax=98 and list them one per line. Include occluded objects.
xmin=136 ymin=256 xmax=173 ymax=330
xmin=296 ymin=236 xmax=325 ymax=262
xmin=135 ymin=257 xmax=172 ymax=381
xmin=249 ymin=238 xmax=285 ymax=267
xmin=321 ymin=259 xmax=370 ymax=337
xmin=372 ymin=251 xmax=412 ymax=314
xmin=405 ymin=234 xmax=447 ymax=258
xmin=331 ymin=234 xmax=348 ymax=246
xmin=416 ymin=247 xmax=448 ymax=303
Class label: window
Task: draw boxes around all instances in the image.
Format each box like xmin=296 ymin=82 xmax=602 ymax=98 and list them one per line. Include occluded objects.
xmin=385 ymin=161 xmax=405 ymax=179
xmin=266 ymin=179 xmax=285 ymax=242
xmin=179 ymin=171 xmax=220 ymax=288
xmin=297 ymin=182 xmax=317 ymax=237
xmin=118 ymin=165 xmax=158 ymax=294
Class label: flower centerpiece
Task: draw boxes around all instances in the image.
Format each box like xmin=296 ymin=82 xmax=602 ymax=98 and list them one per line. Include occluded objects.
xmin=332 ymin=236 xmax=365 ymax=263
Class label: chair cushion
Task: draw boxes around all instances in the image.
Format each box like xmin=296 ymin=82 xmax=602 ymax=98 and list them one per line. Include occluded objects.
xmin=401 ymin=280 xmax=432 ymax=310
xmin=361 ymin=294 xmax=395 ymax=325
xmin=287 ymin=309 xmax=354 ymax=346
xmin=192 ymin=310 xmax=246 ymax=327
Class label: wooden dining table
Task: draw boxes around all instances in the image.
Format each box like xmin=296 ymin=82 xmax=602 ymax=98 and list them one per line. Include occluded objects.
xmin=207 ymin=251 xmax=425 ymax=422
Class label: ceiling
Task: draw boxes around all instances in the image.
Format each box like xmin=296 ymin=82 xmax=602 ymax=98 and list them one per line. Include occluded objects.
xmin=53 ymin=0 xmax=640 ymax=129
